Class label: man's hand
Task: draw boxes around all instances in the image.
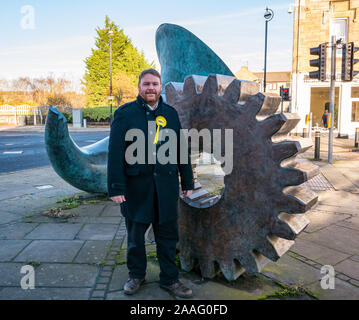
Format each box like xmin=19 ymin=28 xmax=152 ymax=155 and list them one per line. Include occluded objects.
xmin=111 ymin=195 xmax=126 ymax=204
xmin=182 ymin=190 xmax=193 ymax=197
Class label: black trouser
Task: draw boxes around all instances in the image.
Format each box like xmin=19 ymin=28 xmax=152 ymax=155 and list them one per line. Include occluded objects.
xmin=125 ymin=189 xmax=179 ymax=286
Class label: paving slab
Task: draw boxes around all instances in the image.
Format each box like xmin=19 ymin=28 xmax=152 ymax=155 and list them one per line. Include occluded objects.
xmin=69 ymin=203 xmax=107 ymax=217
xmin=187 ymin=272 xmax=282 ymax=300
xmin=336 ymin=216 xmax=359 ymax=231
xmin=337 ymin=167 xmax=359 ymax=189
xmin=290 ymin=238 xmax=350 ymax=266
xmin=300 ymin=225 xmax=359 ymax=255
xmin=68 ymin=217 xmax=122 ymax=224
xmin=76 ymin=224 xmax=118 ymax=240
xmin=74 ymin=240 xmax=112 ymax=264
xmin=101 ymin=203 xmax=123 ymax=217
xmin=106 ymin=282 xmax=174 ymax=300
xmin=0 ymin=263 xmax=28 ymax=286
xmin=320 ymin=166 xmax=358 ymax=191
xmin=334 ymin=259 xmax=359 ymax=280
xmin=24 ymin=223 xmax=83 ymax=240
xmin=306 ymin=278 xmax=359 ymax=300
xmin=0 ymin=240 xmax=31 ymax=262
xmin=0 ymin=287 xmax=92 ymax=300
xmin=109 ymin=260 xmax=161 ymax=291
xmin=304 ymin=210 xmax=351 ymax=233
xmin=318 ymin=190 xmax=359 ymax=207
xmin=0 ymin=212 xmax=23 ymax=224
xmin=35 ymin=263 xmax=99 ymax=287
xmin=0 ymin=222 xmax=38 ymax=240
xmin=180 ymin=276 xmax=277 ymax=300
xmin=261 ymin=254 xmax=322 ymax=286
xmin=13 ymin=240 xmax=84 ymax=263
xmin=315 ymin=204 xmax=359 ymax=215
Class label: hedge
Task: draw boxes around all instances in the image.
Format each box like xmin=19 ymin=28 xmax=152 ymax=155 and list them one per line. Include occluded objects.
xmin=63 ymin=106 xmax=118 ymax=123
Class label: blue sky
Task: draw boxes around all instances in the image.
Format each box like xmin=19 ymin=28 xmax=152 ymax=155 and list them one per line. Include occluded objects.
xmin=0 ymin=0 xmax=294 ymax=90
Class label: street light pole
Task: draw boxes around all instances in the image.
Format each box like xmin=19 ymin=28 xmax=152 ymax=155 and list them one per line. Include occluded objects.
xmin=263 ymin=7 xmax=274 ymax=93
xmin=328 ymin=36 xmax=337 ymax=164
xmin=109 ymin=29 xmax=114 ymax=125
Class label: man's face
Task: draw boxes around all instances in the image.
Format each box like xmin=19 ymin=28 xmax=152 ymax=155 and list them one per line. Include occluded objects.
xmin=138 ymin=73 xmax=162 ymax=105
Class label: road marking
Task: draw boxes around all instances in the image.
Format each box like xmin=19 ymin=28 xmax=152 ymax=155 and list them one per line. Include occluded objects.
xmin=3 ymin=151 xmax=23 ymax=154
xmin=5 ymin=144 xmax=14 ymax=146
xmin=35 ymin=185 xmax=54 ymax=190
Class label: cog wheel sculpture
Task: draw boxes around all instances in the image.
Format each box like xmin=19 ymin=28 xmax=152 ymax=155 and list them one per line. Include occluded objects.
xmin=165 ymin=74 xmax=319 ymax=281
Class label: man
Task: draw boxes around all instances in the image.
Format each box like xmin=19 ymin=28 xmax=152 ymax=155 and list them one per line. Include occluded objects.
xmin=322 ymin=102 xmax=330 ymax=129
xmin=107 ymin=68 xmax=194 ymax=298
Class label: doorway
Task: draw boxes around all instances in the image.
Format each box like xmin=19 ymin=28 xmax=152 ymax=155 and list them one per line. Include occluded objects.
xmin=310 ymin=87 xmax=339 ymax=128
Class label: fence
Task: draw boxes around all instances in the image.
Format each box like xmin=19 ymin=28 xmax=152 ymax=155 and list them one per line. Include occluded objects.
xmin=0 ymin=104 xmax=43 ymax=125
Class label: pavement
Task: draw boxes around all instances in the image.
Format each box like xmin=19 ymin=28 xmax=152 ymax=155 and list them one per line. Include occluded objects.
xmin=0 ymin=128 xmax=359 ymax=300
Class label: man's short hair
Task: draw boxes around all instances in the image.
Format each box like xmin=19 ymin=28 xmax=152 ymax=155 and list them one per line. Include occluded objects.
xmin=138 ymin=68 xmax=161 ymax=85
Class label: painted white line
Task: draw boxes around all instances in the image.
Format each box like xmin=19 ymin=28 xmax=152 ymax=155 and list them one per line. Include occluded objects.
xmin=3 ymin=151 xmax=23 ymax=154
xmin=35 ymin=185 xmax=54 ymax=190
xmin=5 ymin=144 xmax=14 ymax=146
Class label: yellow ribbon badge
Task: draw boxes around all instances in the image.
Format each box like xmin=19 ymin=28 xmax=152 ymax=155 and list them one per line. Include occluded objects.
xmin=154 ymin=116 xmax=167 ymax=144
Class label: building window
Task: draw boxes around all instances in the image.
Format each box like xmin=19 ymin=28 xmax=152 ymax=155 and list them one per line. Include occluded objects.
xmin=330 ymin=19 xmax=348 ymax=56
xmin=272 ymin=83 xmax=277 ymax=90
xmin=351 ymin=87 xmax=359 ymax=122
xmin=268 ymin=83 xmax=272 ymax=90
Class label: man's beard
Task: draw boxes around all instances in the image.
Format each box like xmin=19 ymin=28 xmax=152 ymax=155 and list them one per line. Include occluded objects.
xmin=142 ymin=90 xmax=161 ymax=104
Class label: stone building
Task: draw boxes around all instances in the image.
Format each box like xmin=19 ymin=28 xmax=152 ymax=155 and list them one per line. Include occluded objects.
xmin=291 ymin=0 xmax=359 ymax=137
xmin=235 ymin=66 xmax=291 ymax=112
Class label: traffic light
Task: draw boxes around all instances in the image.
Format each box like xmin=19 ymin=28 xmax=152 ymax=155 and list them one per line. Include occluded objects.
xmin=280 ymin=87 xmax=290 ymax=101
xmin=341 ymin=42 xmax=359 ymax=81
xmin=309 ymin=43 xmax=327 ymax=81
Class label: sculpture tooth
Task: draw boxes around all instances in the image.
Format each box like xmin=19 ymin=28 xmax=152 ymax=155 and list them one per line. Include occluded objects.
xmin=45 ymin=106 xmax=108 ymax=194
xmin=165 ymin=82 xmax=183 ymax=102
xmin=258 ymin=113 xmax=287 ymax=137
xmin=223 ymin=79 xmax=259 ymax=105
xmin=272 ymin=113 xmax=301 ymax=138
xmin=256 ymin=94 xmax=281 ymax=118
xmin=272 ymin=141 xmax=302 ymax=162
xmin=280 ymin=159 xmax=320 ymax=186
xmin=278 ymin=167 xmax=308 ymax=187
xmin=198 ymin=258 xmax=216 ymax=278
xmin=271 ymin=213 xmax=309 ymax=240
xmin=179 ymin=253 xmax=195 ymax=272
xmin=219 ymin=259 xmax=245 ymax=281
xmin=202 ymin=74 xmax=237 ymax=97
xmin=183 ymin=75 xmax=207 ymax=96
xmin=239 ymin=251 xmax=270 ymax=274
xmin=281 ymin=186 xmax=318 ymax=213
xmin=241 ymin=92 xmax=266 ymax=116
xmin=257 ymin=234 xmax=295 ymax=261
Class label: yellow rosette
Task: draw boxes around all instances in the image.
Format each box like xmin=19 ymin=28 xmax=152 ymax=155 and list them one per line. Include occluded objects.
xmin=154 ymin=116 xmax=167 ymax=144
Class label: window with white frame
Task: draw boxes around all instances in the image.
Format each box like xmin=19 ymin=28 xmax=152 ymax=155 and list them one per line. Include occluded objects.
xmin=330 ymin=19 xmax=348 ymax=56
xmin=351 ymin=87 xmax=359 ymax=122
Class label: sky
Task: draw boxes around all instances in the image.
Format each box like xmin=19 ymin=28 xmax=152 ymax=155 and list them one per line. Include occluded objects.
xmin=0 ymin=0 xmax=295 ymax=91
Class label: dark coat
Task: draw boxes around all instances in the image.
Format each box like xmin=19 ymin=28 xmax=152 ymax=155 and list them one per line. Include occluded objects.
xmin=107 ymin=95 xmax=194 ymax=224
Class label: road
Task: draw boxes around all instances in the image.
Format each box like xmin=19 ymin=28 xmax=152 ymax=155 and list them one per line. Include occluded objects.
xmin=0 ymin=131 xmax=110 ymax=174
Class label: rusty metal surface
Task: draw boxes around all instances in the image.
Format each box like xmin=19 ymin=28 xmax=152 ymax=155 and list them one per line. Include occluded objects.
xmin=165 ymin=74 xmax=319 ymax=280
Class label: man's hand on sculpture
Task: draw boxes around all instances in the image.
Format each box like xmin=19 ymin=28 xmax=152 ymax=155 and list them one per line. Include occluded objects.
xmin=183 ymin=190 xmax=193 ymax=197
xmin=111 ymin=195 xmax=126 ymax=204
